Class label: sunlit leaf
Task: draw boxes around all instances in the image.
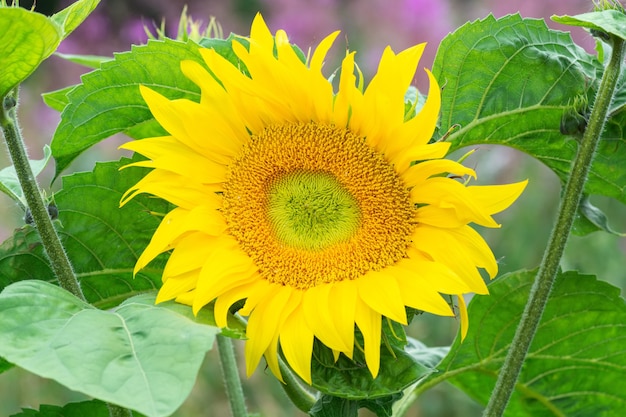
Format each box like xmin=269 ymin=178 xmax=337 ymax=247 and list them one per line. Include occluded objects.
xmin=41 ymin=86 xmax=74 ymax=112
xmin=54 ymin=52 xmax=111 ymax=69
xmin=0 ymin=8 xmax=60 ymax=97
xmin=430 ymin=270 xmax=626 ymax=416
xmin=0 ymin=280 xmax=219 ymax=417
xmin=49 ymin=0 xmax=100 ymax=39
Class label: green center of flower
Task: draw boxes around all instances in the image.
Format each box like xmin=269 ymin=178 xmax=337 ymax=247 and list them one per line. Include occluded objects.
xmin=266 ymin=170 xmax=361 ymax=251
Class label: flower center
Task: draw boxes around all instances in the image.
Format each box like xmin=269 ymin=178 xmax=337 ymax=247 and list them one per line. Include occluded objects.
xmin=222 ymin=122 xmax=415 ymax=289
xmin=267 ymin=170 xmax=361 ymax=251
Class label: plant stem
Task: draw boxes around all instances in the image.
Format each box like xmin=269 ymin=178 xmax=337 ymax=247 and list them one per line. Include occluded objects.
xmin=217 ymin=335 xmax=248 ymax=417
xmin=0 ymin=89 xmax=85 ymax=301
xmin=482 ymin=36 xmax=625 ymax=417
xmin=278 ymin=357 xmax=317 ymax=412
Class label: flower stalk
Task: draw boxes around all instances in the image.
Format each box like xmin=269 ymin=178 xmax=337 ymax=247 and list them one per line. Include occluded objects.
xmin=0 ymin=89 xmax=85 ymax=301
xmin=217 ymin=335 xmax=248 ymax=417
xmin=482 ymin=35 xmax=625 ymax=417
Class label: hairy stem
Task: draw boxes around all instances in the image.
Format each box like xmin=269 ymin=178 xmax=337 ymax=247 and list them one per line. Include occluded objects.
xmin=217 ymin=335 xmax=248 ymax=417
xmin=0 ymin=90 xmax=85 ymax=300
xmin=482 ymin=36 xmax=625 ymax=417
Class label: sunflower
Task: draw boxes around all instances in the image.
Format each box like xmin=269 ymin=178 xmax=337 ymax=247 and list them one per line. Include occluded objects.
xmin=120 ymin=14 xmax=526 ymax=384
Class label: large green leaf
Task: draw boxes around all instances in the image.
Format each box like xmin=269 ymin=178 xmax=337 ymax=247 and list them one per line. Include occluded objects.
xmin=0 ymin=158 xmax=169 ymax=309
xmin=433 ymin=14 xmax=626 ymax=205
xmin=0 ymin=0 xmax=100 ymax=98
xmin=0 ymin=280 xmax=218 ymax=417
xmin=432 ymin=270 xmax=626 ymax=416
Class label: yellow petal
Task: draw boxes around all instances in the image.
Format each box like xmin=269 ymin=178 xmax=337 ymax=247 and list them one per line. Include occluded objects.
xmin=328 ymin=280 xmax=357 ymax=358
xmin=213 ymin=280 xmax=258 ymax=328
xmin=302 ymin=283 xmax=351 ymax=352
xmin=400 ymin=255 xmax=479 ymax=295
xmin=120 ymin=136 xmax=228 ymax=185
xmin=133 ymin=206 xmax=224 ymax=275
xmin=155 ymin=269 xmax=198 ymax=304
xmin=280 ymin=307 xmax=315 ymax=384
xmin=402 ymin=159 xmax=476 ymax=188
xmin=411 ymin=225 xmax=490 ymax=293
xmin=357 ymin=270 xmax=407 ymax=325
xmin=392 ymin=142 xmax=451 ymax=174
xmin=245 ymin=285 xmax=300 ymax=377
xmin=411 ymin=177 xmax=500 ymax=228
xmin=467 ymin=180 xmax=528 ymax=216
xmin=192 ymin=238 xmax=257 ymax=314
xmin=457 ymin=294 xmax=469 ymax=340
xmin=121 ymin=169 xmax=220 ymax=209
xmin=393 ymin=69 xmax=441 ymax=151
xmin=139 ymin=86 xmax=242 ymax=164
xmin=309 ymin=31 xmax=340 ymax=73
xmin=264 ymin=333 xmax=283 ymax=383
xmin=393 ymin=270 xmax=454 ymax=317
xmin=355 ymin=299 xmax=382 ymax=378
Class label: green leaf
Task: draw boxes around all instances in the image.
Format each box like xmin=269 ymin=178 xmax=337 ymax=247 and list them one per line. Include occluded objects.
xmin=11 ymin=400 xmax=109 ymax=417
xmin=433 ymin=14 xmax=626 ymax=205
xmin=311 ymin=320 xmax=434 ymax=400
xmin=0 ymin=145 xmax=51 ymax=207
xmin=434 ymin=270 xmax=626 ymax=416
xmin=552 ymin=10 xmax=626 ymax=41
xmin=309 ymin=393 xmax=402 ymax=417
xmin=0 ymin=280 xmax=219 ymax=417
xmin=0 ymin=158 xmax=170 ymax=309
xmin=49 ymin=0 xmax=101 ymax=38
xmin=0 ymin=0 xmax=99 ymax=98
xmin=41 ymin=86 xmax=74 ymax=112
xmin=572 ymin=194 xmax=625 ymax=236
xmin=54 ymin=52 xmax=111 ymax=69
xmin=51 ymin=39 xmax=205 ymax=177
xmin=309 ymin=395 xmax=358 ymax=417
xmin=0 ymin=8 xmax=61 ymax=97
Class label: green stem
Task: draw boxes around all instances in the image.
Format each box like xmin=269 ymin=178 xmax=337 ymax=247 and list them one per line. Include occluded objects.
xmin=278 ymin=357 xmax=317 ymax=412
xmin=0 ymin=89 xmax=85 ymax=301
xmin=216 ymin=335 xmax=248 ymax=417
xmin=482 ymin=36 xmax=625 ymax=417
xmin=106 ymin=404 xmax=133 ymax=417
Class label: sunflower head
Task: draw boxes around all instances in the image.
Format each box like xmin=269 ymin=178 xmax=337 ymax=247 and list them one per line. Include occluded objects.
xmin=121 ymin=13 xmax=526 ymax=384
